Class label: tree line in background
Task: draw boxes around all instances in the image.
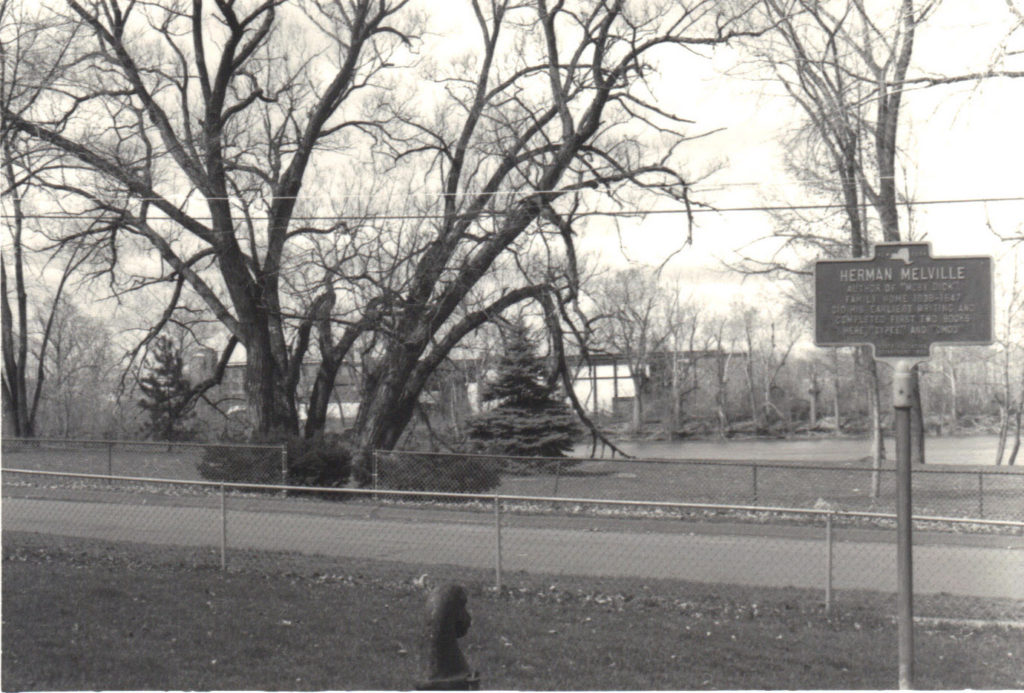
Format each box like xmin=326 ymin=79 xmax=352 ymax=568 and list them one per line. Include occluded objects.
xmin=3 ymin=0 xmax=1022 ymax=474
xmin=413 ymin=262 xmax=1024 ymax=466
xmin=4 ymin=260 xmax=1021 ymax=465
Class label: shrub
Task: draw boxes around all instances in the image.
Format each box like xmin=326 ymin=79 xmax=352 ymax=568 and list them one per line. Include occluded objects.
xmin=198 ymin=433 xmax=351 ymax=488
xmin=285 ymin=434 xmax=351 ymax=487
xmin=197 ymin=443 xmax=282 ymax=484
xmin=137 ymin=336 xmax=198 ymax=442
xmin=376 ymin=452 xmax=500 ymax=495
xmin=465 ymin=321 xmax=581 ymax=465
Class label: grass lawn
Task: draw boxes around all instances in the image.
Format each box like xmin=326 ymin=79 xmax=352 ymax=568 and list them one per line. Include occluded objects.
xmin=3 ymin=532 xmax=1022 ymax=691
xmin=0 ymin=444 xmax=214 ymax=481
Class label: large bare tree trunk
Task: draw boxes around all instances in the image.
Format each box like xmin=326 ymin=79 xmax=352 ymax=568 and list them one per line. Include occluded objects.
xmin=352 ymin=351 xmax=425 ymax=478
xmin=874 ymin=0 xmax=926 ymax=464
xmin=0 ymin=258 xmax=31 ymax=436
xmin=869 ymin=372 xmax=885 ymax=497
xmin=2 ymin=138 xmax=33 ymax=437
xmin=244 ymin=334 xmax=299 ymax=437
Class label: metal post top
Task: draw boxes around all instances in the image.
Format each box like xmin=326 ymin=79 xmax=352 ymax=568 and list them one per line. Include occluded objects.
xmin=891 ymin=359 xmax=917 ymax=409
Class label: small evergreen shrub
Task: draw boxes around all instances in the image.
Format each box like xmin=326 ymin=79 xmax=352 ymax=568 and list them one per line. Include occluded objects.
xmin=198 ymin=433 xmax=351 ymax=489
xmin=376 ymin=452 xmax=500 ymax=495
xmin=466 ymin=403 xmax=583 ymax=473
xmin=138 ymin=336 xmax=197 ymax=441
xmin=285 ymin=434 xmax=352 ymax=487
xmin=465 ymin=321 xmax=582 ymax=473
xmin=198 ymin=443 xmax=282 ymax=484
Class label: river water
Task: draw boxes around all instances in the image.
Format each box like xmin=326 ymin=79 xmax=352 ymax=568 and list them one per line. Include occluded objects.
xmin=584 ymin=435 xmax=1015 ymax=466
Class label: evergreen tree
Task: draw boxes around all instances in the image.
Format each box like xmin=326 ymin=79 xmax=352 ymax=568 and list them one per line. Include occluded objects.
xmin=138 ymin=336 xmax=195 ymax=441
xmin=466 ymin=323 xmax=581 ymax=460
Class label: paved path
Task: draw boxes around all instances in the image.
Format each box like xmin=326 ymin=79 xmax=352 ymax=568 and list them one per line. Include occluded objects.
xmin=3 ymin=496 xmax=1022 ymax=599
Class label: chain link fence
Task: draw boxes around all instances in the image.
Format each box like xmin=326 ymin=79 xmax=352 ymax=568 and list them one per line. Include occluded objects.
xmin=0 ymin=437 xmax=289 ymax=484
xmin=373 ymin=450 xmax=1024 ymax=521
xmin=3 ymin=465 xmax=1022 ymax=625
xmin=5 ymin=439 xmax=1021 ymax=522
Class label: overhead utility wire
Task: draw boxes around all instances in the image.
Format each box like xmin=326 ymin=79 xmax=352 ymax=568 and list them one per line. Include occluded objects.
xmin=1 ymin=196 xmax=1022 ymax=222
xmin=0 ymin=179 xmax=998 ymax=203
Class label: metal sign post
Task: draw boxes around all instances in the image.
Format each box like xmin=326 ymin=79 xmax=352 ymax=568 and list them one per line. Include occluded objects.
xmin=814 ymin=242 xmax=993 ymax=690
xmin=892 ymin=360 xmax=916 ymax=689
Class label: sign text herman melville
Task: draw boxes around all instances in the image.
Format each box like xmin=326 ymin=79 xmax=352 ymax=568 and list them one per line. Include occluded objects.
xmin=814 ymin=243 xmax=993 ymax=359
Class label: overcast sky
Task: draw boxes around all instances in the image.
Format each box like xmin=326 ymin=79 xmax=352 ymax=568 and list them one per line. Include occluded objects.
xmin=574 ymin=0 xmax=1023 ymax=311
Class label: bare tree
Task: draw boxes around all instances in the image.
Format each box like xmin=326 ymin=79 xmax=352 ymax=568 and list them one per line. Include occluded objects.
xmin=933 ymin=346 xmax=960 ymax=434
xmin=706 ymin=313 xmax=739 ymax=438
xmin=750 ymin=0 xmax=1023 ymax=465
xmin=1 ymin=0 xmax=96 ymax=437
xmin=2 ymin=0 xmax=415 ymax=438
xmin=34 ymin=296 xmax=120 ymax=437
xmin=738 ymin=301 xmax=801 ymax=432
xmin=739 ymin=306 xmax=762 ymax=430
xmin=5 ymin=1 xmax=767 ymax=475
xmin=993 ymin=248 xmax=1024 ymax=465
xmin=746 ymin=0 xmax=960 ymax=466
xmin=661 ymin=283 xmax=705 ymax=436
xmin=590 ymin=266 xmax=671 ymax=434
xmin=347 ymin=1 xmax=767 ymax=472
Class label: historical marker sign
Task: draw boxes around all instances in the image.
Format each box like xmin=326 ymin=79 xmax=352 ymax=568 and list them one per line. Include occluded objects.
xmin=816 ymin=241 xmax=993 ymax=690
xmin=815 ymin=242 xmax=993 ymax=359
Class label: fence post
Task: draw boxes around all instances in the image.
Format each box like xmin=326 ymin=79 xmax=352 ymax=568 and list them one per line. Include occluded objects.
xmin=373 ymin=451 xmax=380 ymax=501
xmin=977 ymin=472 xmax=984 ymax=519
xmin=280 ymin=444 xmax=288 ymax=486
xmin=220 ymin=484 xmax=227 ymax=571
xmin=751 ymin=464 xmax=759 ymax=503
xmin=107 ymin=442 xmax=114 ymax=483
xmin=494 ymin=494 xmax=503 ymax=592
xmin=553 ymin=459 xmax=562 ymax=497
xmin=825 ymin=511 xmax=834 ymax=616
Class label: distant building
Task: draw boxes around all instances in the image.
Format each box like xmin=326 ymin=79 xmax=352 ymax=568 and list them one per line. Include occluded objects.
xmin=569 ymin=350 xmax=745 ymax=417
xmin=191 ymin=348 xmax=743 ymax=431
xmin=569 ymin=353 xmax=638 ymax=416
